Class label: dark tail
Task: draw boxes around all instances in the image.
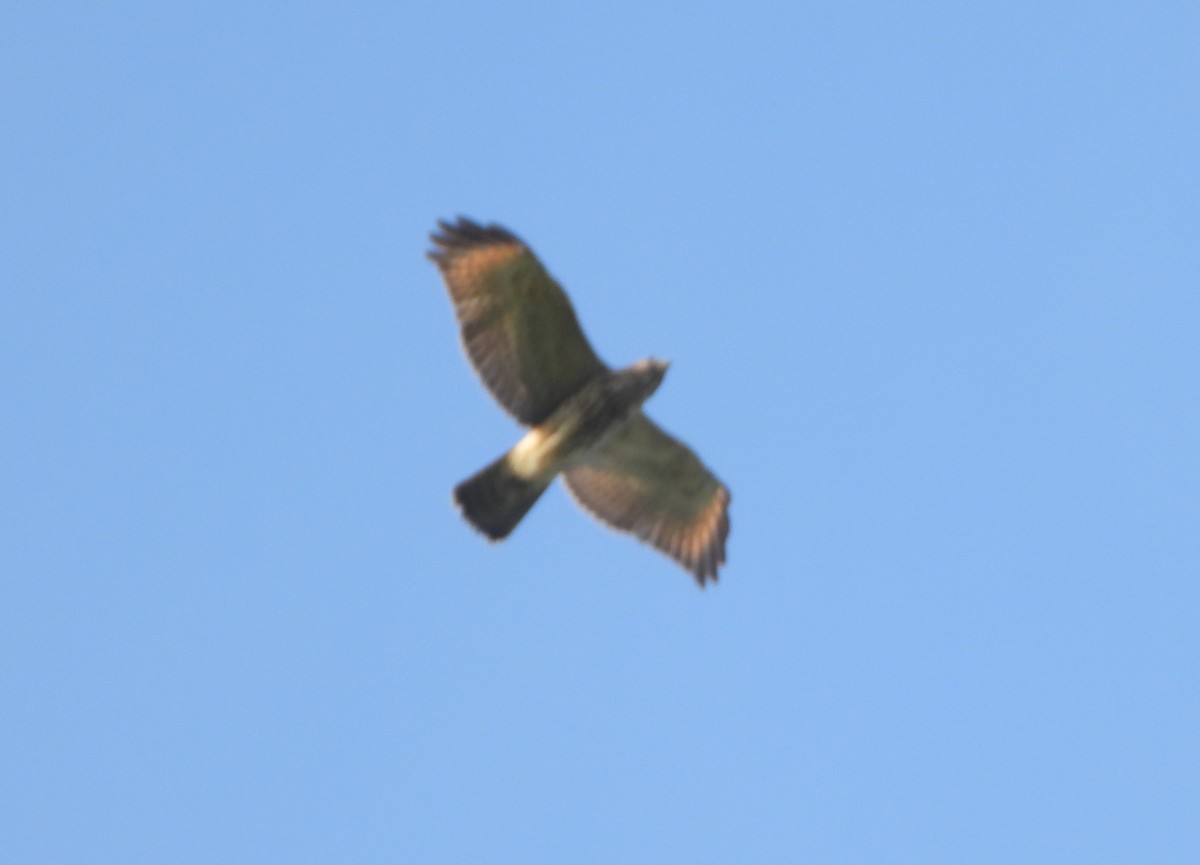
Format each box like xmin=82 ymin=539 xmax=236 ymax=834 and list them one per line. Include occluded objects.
xmin=453 ymin=454 xmax=551 ymax=540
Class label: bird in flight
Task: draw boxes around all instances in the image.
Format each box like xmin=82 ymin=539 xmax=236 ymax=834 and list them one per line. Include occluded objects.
xmin=429 ymin=217 xmax=730 ymax=585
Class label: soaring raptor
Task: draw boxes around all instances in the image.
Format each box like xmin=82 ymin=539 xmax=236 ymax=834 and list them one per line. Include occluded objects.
xmin=429 ymin=217 xmax=730 ymax=585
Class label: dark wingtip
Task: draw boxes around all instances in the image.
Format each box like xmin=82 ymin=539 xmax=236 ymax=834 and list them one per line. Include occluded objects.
xmin=427 ymin=216 xmax=521 ymax=266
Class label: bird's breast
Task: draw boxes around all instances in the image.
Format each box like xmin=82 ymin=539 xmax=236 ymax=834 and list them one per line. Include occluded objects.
xmin=508 ymin=375 xmax=637 ymax=480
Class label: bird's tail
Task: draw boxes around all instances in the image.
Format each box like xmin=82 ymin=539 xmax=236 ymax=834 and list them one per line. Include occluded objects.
xmin=454 ymin=453 xmax=551 ymax=540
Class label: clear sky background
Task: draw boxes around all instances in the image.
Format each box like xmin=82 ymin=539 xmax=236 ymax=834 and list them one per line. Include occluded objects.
xmin=2 ymin=2 xmax=1197 ymax=862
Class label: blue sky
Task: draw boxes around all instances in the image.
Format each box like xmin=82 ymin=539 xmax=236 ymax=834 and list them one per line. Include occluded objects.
xmin=2 ymin=2 xmax=1197 ymax=862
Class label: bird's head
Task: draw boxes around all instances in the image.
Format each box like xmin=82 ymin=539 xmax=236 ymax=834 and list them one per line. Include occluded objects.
xmin=625 ymin=357 xmax=670 ymax=402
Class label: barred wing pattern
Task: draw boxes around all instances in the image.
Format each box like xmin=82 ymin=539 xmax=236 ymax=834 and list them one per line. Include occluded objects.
xmin=428 ymin=218 xmax=608 ymax=425
xmin=564 ymin=412 xmax=731 ymax=585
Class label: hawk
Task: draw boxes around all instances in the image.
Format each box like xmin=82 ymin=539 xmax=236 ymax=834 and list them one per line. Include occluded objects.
xmin=429 ymin=217 xmax=730 ymax=585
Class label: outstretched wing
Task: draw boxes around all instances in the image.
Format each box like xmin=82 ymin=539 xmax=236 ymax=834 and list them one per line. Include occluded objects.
xmin=563 ymin=412 xmax=730 ymax=585
xmin=429 ymin=217 xmax=608 ymax=425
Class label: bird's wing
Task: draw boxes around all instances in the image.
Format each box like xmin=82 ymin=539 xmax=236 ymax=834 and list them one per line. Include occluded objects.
xmin=563 ymin=412 xmax=730 ymax=585
xmin=429 ymin=217 xmax=608 ymax=425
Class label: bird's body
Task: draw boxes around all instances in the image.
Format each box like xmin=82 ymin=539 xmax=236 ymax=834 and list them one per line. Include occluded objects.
xmin=506 ymin=361 xmax=667 ymax=481
xmin=429 ymin=217 xmax=730 ymax=585
xmin=452 ymin=361 xmax=667 ymax=542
